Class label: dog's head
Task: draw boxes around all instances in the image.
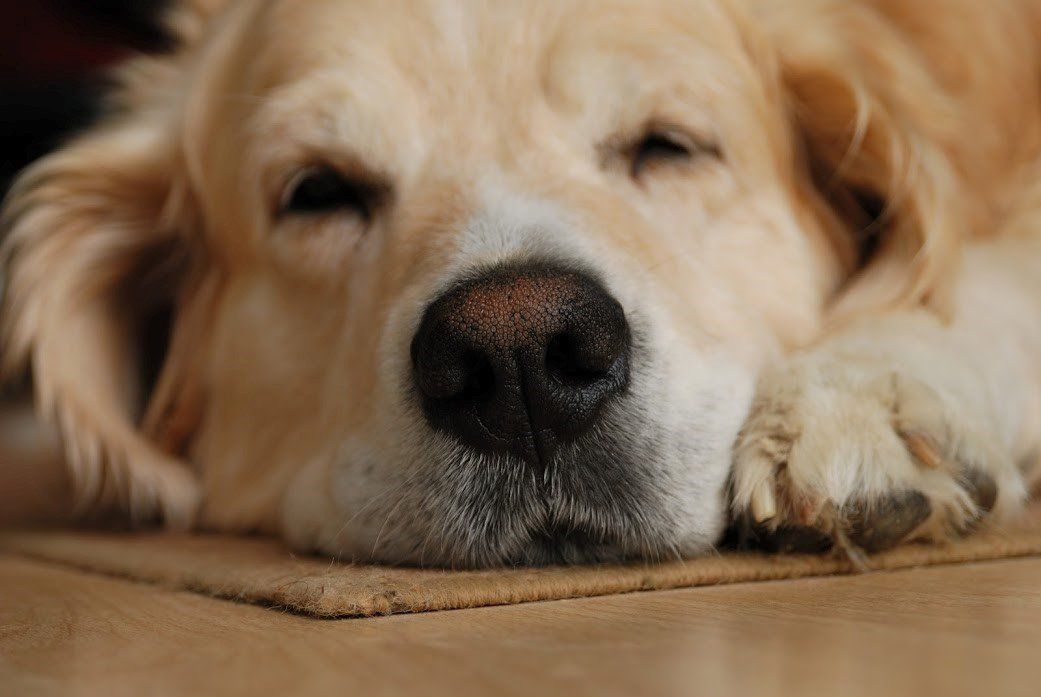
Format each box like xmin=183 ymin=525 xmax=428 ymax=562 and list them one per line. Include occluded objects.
xmin=2 ymin=0 xmax=1015 ymax=565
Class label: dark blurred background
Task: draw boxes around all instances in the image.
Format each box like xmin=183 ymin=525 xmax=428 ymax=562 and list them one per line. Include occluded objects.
xmin=0 ymin=0 xmax=171 ymax=196
xmin=0 ymin=0 xmax=172 ymax=524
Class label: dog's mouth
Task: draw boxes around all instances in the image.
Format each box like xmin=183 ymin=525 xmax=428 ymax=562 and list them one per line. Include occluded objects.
xmin=399 ymin=364 xmax=696 ymax=568
xmin=347 ymin=260 xmax=728 ymax=568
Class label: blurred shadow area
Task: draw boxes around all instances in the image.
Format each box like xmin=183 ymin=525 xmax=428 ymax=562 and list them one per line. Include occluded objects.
xmin=0 ymin=404 xmax=69 ymax=526
xmin=0 ymin=0 xmax=172 ymax=194
xmin=0 ymin=0 xmax=172 ymax=525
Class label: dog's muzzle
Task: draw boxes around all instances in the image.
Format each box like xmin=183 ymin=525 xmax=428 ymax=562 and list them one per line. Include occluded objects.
xmin=410 ymin=263 xmax=631 ymax=470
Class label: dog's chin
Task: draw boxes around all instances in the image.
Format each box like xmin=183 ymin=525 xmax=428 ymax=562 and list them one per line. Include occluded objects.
xmin=505 ymin=524 xmax=659 ymax=567
xmin=287 ymin=427 xmax=727 ymax=569
xmin=353 ymin=509 xmax=702 ymax=570
xmin=284 ymin=365 xmax=741 ymax=568
xmin=408 ymin=507 xmax=718 ymax=569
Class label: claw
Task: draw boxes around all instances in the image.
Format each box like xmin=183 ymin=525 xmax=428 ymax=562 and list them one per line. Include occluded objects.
xmin=962 ymin=469 xmax=998 ymax=514
xmin=899 ymin=429 xmax=945 ymax=470
xmin=750 ymin=482 xmax=778 ymax=523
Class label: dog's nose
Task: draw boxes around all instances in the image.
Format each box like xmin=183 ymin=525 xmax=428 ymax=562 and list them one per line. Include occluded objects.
xmin=411 ymin=264 xmax=631 ymax=467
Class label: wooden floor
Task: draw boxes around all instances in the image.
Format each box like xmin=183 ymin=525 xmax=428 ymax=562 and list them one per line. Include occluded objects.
xmin=2 ymin=553 xmax=1041 ymax=696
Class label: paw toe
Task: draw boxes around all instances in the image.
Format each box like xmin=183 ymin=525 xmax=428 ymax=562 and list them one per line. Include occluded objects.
xmin=844 ymin=491 xmax=932 ymax=553
xmin=962 ymin=469 xmax=998 ymax=514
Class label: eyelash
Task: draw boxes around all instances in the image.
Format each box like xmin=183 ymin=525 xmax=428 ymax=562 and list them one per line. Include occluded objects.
xmin=625 ymin=128 xmax=720 ymax=179
xmin=279 ymin=167 xmax=383 ymax=221
xmin=277 ymin=126 xmax=716 ymax=220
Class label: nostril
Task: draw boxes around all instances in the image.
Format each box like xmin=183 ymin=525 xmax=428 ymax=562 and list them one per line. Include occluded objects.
xmin=546 ymin=333 xmax=607 ymax=385
xmin=411 ymin=263 xmax=632 ymax=463
xmin=545 ymin=325 xmax=628 ymax=388
xmin=456 ymin=351 xmax=496 ymax=401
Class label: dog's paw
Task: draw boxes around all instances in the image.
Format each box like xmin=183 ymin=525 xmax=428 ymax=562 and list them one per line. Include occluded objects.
xmin=730 ymin=353 xmax=1023 ymax=563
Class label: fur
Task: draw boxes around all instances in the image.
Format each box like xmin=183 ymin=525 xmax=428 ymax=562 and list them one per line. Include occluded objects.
xmin=4 ymin=0 xmax=1041 ymax=566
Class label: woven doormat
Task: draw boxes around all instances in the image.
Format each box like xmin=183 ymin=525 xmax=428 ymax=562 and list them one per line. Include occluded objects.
xmin=4 ymin=518 xmax=1041 ymax=618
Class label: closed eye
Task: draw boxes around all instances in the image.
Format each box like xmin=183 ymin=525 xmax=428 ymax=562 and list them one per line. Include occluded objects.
xmin=626 ymin=128 xmax=721 ymax=180
xmin=279 ymin=167 xmax=383 ymax=221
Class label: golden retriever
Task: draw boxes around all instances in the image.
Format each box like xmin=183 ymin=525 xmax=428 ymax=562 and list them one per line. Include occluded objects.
xmin=3 ymin=0 xmax=1041 ymax=566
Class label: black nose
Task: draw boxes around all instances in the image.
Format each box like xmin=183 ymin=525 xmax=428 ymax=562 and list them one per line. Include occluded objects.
xmin=411 ymin=264 xmax=631 ymax=468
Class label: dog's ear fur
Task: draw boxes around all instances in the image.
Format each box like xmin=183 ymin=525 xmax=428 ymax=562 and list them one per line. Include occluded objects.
xmin=166 ymin=0 xmax=231 ymax=45
xmin=1 ymin=117 xmax=200 ymax=526
xmin=760 ymin=0 xmax=1041 ymax=322
xmin=0 ymin=4 xmax=235 ymax=526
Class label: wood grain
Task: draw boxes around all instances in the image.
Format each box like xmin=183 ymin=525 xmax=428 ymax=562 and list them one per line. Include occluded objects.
xmin=3 ymin=553 xmax=1041 ymax=696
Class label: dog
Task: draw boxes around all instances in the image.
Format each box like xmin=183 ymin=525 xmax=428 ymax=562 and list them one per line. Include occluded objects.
xmin=3 ymin=0 xmax=1041 ymax=567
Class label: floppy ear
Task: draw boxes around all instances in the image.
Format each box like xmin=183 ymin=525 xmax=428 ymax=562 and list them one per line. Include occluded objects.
xmin=166 ymin=0 xmax=232 ymax=45
xmin=0 ymin=0 xmax=244 ymax=527
xmin=0 ymin=97 xmax=206 ymax=528
xmin=762 ymin=0 xmax=1039 ymax=322
xmin=785 ymin=59 xmax=964 ymax=320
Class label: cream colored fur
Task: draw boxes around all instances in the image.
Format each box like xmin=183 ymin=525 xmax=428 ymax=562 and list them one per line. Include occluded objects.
xmin=3 ymin=0 xmax=1041 ymax=565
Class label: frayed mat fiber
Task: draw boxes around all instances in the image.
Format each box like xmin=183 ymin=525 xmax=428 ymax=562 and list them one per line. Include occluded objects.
xmin=4 ymin=518 xmax=1041 ymax=618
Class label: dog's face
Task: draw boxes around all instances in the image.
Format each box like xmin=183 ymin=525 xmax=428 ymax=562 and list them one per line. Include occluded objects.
xmin=185 ymin=0 xmax=839 ymax=565
xmin=5 ymin=0 xmax=963 ymax=566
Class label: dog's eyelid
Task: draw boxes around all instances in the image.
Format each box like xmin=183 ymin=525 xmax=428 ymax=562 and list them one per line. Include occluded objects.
xmin=604 ymin=123 xmax=722 ymax=180
xmin=637 ymin=123 xmax=719 ymax=154
xmin=277 ymin=165 xmax=389 ymax=221
xmin=638 ymin=125 xmax=696 ymax=151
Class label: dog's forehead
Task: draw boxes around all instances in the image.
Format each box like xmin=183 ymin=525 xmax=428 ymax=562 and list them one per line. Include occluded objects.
xmin=247 ymin=0 xmax=749 ymax=92
xmin=227 ymin=0 xmax=758 ymax=180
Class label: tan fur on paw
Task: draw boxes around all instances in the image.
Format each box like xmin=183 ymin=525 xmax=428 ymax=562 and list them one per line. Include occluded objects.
xmin=730 ymin=355 xmax=1022 ymax=562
